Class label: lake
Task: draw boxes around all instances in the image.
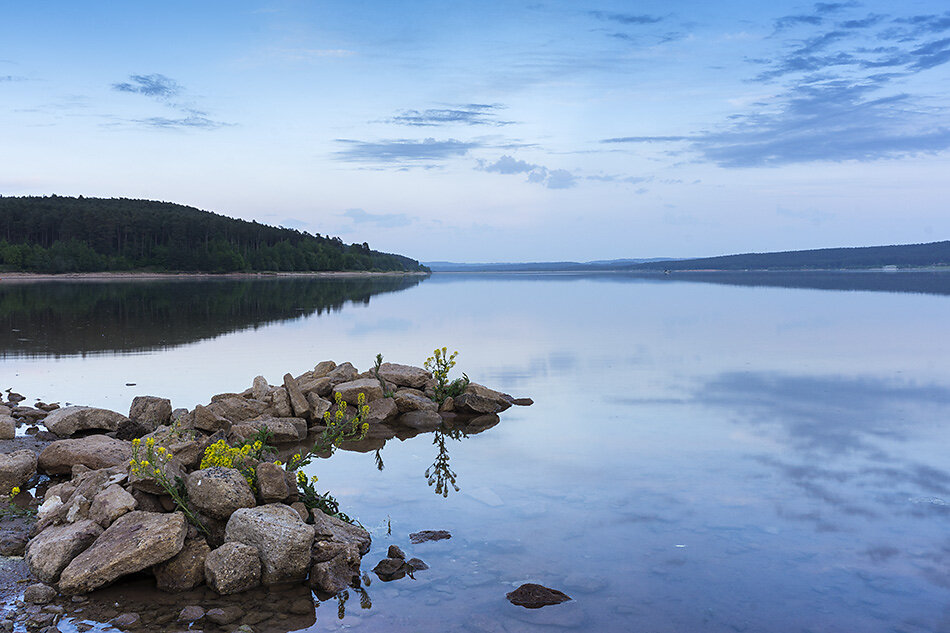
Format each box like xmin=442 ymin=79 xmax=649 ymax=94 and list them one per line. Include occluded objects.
xmin=3 ymin=271 xmax=950 ymax=632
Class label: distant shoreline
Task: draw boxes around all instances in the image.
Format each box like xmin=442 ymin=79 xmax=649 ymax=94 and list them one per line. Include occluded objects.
xmin=0 ymin=271 xmax=430 ymax=283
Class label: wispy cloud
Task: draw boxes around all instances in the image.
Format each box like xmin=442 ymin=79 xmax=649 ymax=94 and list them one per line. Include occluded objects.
xmin=604 ymin=5 xmax=950 ymax=168
xmin=112 ymin=72 xmax=228 ymax=130
xmin=112 ymin=74 xmax=181 ymax=99
xmin=334 ymin=138 xmax=480 ymax=165
xmin=589 ymin=11 xmax=663 ymax=25
xmin=390 ymin=104 xmax=513 ymax=127
xmin=342 ymin=208 xmax=412 ymax=228
xmin=477 ymin=155 xmax=577 ymax=189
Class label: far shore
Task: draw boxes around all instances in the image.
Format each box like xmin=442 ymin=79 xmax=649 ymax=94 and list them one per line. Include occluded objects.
xmin=0 ymin=270 xmax=430 ymax=283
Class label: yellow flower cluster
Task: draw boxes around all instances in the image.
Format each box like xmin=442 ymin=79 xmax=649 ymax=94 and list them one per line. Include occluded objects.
xmin=199 ymin=439 xmax=260 ymax=490
xmin=323 ymin=391 xmax=370 ymax=427
xmin=129 ymin=437 xmax=172 ymax=479
xmin=8 ymin=486 xmax=20 ymax=502
xmin=295 ymin=470 xmax=318 ymax=486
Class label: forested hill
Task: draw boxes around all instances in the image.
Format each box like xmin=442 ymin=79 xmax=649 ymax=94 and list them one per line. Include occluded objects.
xmin=627 ymin=240 xmax=950 ymax=271
xmin=0 ymin=195 xmax=428 ymax=274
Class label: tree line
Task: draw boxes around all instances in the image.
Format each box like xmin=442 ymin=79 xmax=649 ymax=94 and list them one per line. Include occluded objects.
xmin=0 ymin=195 xmax=428 ymax=274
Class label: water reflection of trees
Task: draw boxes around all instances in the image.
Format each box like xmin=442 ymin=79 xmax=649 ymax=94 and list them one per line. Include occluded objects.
xmin=0 ymin=276 xmax=424 ymax=357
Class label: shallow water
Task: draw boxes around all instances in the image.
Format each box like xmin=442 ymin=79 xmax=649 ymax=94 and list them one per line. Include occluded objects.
xmin=3 ymin=272 xmax=950 ymax=632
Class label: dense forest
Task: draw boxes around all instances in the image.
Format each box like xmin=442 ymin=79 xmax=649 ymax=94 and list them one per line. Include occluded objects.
xmin=0 ymin=196 xmax=428 ymax=274
xmin=627 ymin=241 xmax=950 ymax=271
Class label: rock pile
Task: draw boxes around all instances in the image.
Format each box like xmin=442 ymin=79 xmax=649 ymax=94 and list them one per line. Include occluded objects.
xmin=1 ymin=359 xmax=529 ymax=607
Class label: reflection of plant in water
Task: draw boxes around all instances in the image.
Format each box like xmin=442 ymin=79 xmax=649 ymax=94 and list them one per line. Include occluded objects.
xmin=425 ymin=429 xmax=468 ymax=497
xmin=374 ymin=448 xmax=385 ymax=471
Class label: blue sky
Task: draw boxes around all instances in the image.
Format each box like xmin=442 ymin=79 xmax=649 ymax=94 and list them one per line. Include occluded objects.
xmin=2 ymin=1 xmax=949 ymax=262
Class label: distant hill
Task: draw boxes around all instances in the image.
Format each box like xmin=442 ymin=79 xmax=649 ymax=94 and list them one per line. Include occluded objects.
xmin=0 ymin=195 xmax=427 ymax=274
xmin=625 ymin=241 xmax=950 ymax=271
xmin=425 ymin=258 xmax=671 ymax=272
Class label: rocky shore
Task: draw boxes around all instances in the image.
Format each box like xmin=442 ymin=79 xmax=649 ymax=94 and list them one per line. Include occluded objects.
xmin=0 ymin=359 xmax=531 ymax=632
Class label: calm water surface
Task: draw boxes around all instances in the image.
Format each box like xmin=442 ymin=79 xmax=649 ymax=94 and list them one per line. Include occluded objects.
xmin=3 ymin=272 xmax=950 ymax=633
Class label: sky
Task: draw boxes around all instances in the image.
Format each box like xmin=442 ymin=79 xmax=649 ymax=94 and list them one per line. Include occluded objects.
xmin=2 ymin=1 xmax=949 ymax=263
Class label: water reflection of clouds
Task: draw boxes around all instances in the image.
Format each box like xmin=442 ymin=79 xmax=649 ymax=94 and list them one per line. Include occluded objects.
xmin=702 ymin=371 xmax=950 ymax=455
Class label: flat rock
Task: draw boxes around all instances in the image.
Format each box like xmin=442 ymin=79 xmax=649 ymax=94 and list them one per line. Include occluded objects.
xmin=43 ymin=406 xmax=128 ymax=437
xmin=28 ymin=517 xmax=103 ymax=584
xmin=206 ymin=396 xmax=267 ymax=423
xmin=153 ymin=537 xmax=211 ymax=593
xmin=225 ymin=504 xmax=315 ymax=585
xmin=206 ymin=606 xmax=244 ymax=625
xmin=193 ymin=404 xmax=232 ymax=433
xmin=111 ymin=613 xmax=142 ymax=629
xmin=372 ymin=557 xmax=408 ymax=581
xmin=506 ymin=583 xmax=572 ymax=608
xmin=409 ymin=530 xmax=451 ymax=544
xmin=333 ymin=378 xmax=383 ymax=405
xmin=37 ymin=435 xmax=132 ymax=475
xmin=393 ymin=390 xmax=438 ymax=413
xmin=205 ymin=541 xmax=261 ymax=595
xmin=0 ymin=449 xmax=37 ymax=494
xmin=377 ymin=363 xmax=431 ymax=389
xmin=453 ymin=383 xmax=513 ymax=415
xmin=239 ymin=417 xmax=306 ymax=443
xmin=186 ymin=467 xmax=256 ymax=520
xmin=58 ymin=511 xmax=187 ymax=595
xmin=364 ymin=397 xmax=398 ymax=424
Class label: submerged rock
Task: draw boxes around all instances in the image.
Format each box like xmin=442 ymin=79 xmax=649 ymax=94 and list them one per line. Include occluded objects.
xmin=506 ymin=583 xmax=572 ymax=608
xmin=409 ymin=530 xmax=451 ymax=544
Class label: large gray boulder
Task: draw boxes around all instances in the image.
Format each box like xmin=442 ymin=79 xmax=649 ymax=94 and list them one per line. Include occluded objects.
xmin=237 ymin=417 xmax=305 ymax=443
xmin=0 ymin=449 xmax=37 ymax=495
xmin=333 ymin=378 xmax=383 ymax=405
xmin=37 ymin=435 xmax=132 ymax=475
xmin=454 ymin=383 xmax=513 ymax=414
xmin=128 ymin=396 xmax=172 ymax=432
xmin=192 ymin=404 xmax=231 ymax=433
xmin=25 ymin=519 xmax=103 ymax=584
xmin=205 ymin=542 xmax=261 ymax=595
xmin=225 ymin=504 xmax=315 ymax=585
xmin=58 ymin=511 xmax=187 ymax=595
xmin=186 ymin=467 xmax=256 ymax=520
xmin=377 ymin=363 xmax=431 ymax=389
xmin=43 ymin=406 xmax=128 ymax=437
xmin=364 ymin=398 xmax=399 ymax=424
xmin=153 ymin=537 xmax=211 ymax=593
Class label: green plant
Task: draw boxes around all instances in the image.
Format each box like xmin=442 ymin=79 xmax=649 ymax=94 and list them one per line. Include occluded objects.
xmin=131 ymin=437 xmax=208 ymax=535
xmin=285 ymin=392 xmax=369 ymax=471
xmin=372 ymin=353 xmax=394 ymax=398
xmin=1 ymin=486 xmax=35 ymax=520
xmin=293 ymin=470 xmax=356 ymax=524
xmin=424 ymin=347 xmax=470 ymax=404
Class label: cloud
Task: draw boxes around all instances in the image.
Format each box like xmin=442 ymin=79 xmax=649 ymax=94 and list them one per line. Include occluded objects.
xmin=112 ymin=73 xmax=228 ymax=130
xmin=342 ymin=208 xmax=412 ymax=228
xmin=589 ymin=11 xmax=663 ymax=25
xmin=112 ymin=74 xmax=181 ymax=99
xmin=391 ymin=104 xmax=513 ymax=127
xmin=774 ymin=14 xmax=824 ymax=32
xmin=601 ymin=136 xmax=690 ymax=144
xmin=334 ymin=138 xmax=480 ymax=165
xmin=135 ymin=115 xmax=228 ymax=130
xmin=477 ymin=155 xmax=577 ymax=189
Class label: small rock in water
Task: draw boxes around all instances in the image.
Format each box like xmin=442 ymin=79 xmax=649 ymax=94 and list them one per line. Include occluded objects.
xmin=23 ymin=583 xmax=57 ymax=605
xmin=111 ymin=612 xmax=141 ymax=629
xmin=406 ymin=557 xmax=429 ymax=571
xmin=387 ymin=545 xmax=406 ymax=560
xmin=372 ymin=558 xmax=408 ymax=581
xmin=178 ymin=605 xmax=205 ymax=622
xmin=409 ymin=530 xmax=451 ymax=544
xmin=506 ymin=583 xmax=572 ymax=608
